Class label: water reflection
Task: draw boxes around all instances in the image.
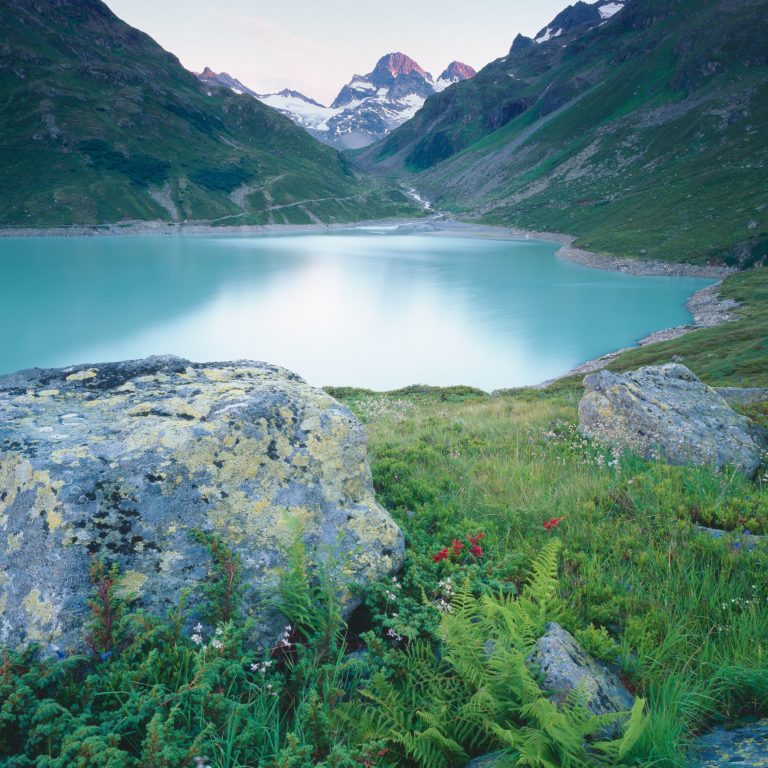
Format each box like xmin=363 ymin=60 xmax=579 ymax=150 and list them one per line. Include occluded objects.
xmin=0 ymin=233 xmax=712 ymax=390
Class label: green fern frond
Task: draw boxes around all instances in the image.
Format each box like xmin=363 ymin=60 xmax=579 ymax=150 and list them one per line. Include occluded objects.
xmin=591 ymin=697 xmax=647 ymax=761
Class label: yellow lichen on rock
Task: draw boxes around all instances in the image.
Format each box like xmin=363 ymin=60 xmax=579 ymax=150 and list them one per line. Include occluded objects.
xmin=22 ymin=588 xmax=60 ymax=642
xmin=0 ymin=356 xmax=405 ymax=653
xmin=65 ymin=368 xmax=98 ymax=381
xmin=31 ymin=475 xmax=65 ymax=534
xmin=118 ymin=570 xmax=148 ymax=599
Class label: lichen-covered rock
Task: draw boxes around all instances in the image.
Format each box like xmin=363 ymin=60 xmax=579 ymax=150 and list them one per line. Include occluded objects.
xmin=579 ymin=364 xmax=763 ymax=475
xmin=694 ymin=719 xmax=768 ymax=767
xmin=0 ymin=356 xmax=404 ymax=653
xmin=529 ymin=623 xmax=634 ymax=738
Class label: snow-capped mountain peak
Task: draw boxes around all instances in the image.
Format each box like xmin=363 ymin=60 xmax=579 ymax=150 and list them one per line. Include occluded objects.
xmin=372 ymin=52 xmax=430 ymax=82
xmin=195 ymin=54 xmax=476 ymax=150
xmin=435 ymin=61 xmax=478 ymax=92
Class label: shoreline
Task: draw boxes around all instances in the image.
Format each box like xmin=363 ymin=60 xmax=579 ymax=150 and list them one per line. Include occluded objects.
xmin=0 ymin=215 xmax=734 ymax=276
xmin=1 ymin=215 xmax=739 ymax=390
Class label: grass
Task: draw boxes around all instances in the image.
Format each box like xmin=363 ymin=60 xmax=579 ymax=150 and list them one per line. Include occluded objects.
xmin=340 ymin=384 xmax=768 ymax=762
xmin=362 ymin=0 xmax=768 ymax=266
xmin=2 ymin=380 xmax=766 ymax=767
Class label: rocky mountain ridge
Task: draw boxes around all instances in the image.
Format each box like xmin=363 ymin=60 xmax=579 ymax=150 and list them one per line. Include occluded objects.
xmin=357 ymin=0 xmax=768 ymax=266
xmin=198 ymin=52 xmax=476 ymax=150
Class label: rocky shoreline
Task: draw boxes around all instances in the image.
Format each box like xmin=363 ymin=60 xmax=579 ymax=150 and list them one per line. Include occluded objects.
xmin=546 ymin=280 xmax=739 ymax=383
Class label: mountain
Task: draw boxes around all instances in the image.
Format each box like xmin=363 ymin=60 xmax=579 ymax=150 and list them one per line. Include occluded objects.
xmin=198 ymin=54 xmax=476 ymax=150
xmin=357 ymin=0 xmax=768 ymax=266
xmin=0 ymin=0 xmax=415 ymax=227
xmin=197 ymin=66 xmax=260 ymax=98
xmin=435 ymin=62 xmax=478 ymax=92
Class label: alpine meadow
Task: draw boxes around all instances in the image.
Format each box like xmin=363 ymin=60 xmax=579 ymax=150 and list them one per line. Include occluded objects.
xmin=0 ymin=1 xmax=766 ymax=767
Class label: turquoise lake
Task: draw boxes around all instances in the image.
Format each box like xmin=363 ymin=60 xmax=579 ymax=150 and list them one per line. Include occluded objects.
xmin=0 ymin=231 xmax=712 ymax=391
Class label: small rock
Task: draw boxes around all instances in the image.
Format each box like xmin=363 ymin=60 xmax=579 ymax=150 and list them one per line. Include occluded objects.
xmin=529 ymin=622 xmax=635 ymax=739
xmin=715 ymin=387 xmax=768 ymax=407
xmin=694 ymin=719 xmax=768 ymax=767
xmin=463 ymin=753 xmax=511 ymax=768
xmin=579 ymin=364 xmax=763 ymax=476
xmin=695 ymin=526 xmax=765 ymax=551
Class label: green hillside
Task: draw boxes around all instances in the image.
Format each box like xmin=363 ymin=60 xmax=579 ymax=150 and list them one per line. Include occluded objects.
xmin=0 ymin=0 xmax=416 ymax=227
xmin=358 ymin=0 xmax=768 ymax=266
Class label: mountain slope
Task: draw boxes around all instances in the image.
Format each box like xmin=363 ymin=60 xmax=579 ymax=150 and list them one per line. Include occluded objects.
xmin=199 ymin=54 xmax=476 ymax=151
xmin=358 ymin=0 xmax=768 ymax=266
xmin=0 ymin=0 xmax=415 ymax=227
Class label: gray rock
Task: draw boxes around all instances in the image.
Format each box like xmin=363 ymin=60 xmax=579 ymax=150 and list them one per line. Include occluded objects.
xmin=529 ymin=623 xmax=634 ymax=738
xmin=715 ymin=387 xmax=768 ymax=406
xmin=579 ymin=364 xmax=763 ymax=475
xmin=0 ymin=356 xmax=404 ymax=653
xmin=463 ymin=753 xmax=512 ymax=768
xmin=695 ymin=526 xmax=766 ymax=551
xmin=694 ymin=719 xmax=768 ymax=767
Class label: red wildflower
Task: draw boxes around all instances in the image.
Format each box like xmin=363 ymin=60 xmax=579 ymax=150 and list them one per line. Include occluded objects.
xmin=451 ymin=538 xmax=464 ymax=556
xmin=470 ymin=544 xmax=483 ymax=557
xmin=432 ymin=547 xmax=450 ymax=563
xmin=466 ymin=532 xmax=485 ymax=546
xmin=543 ymin=516 xmax=565 ymax=531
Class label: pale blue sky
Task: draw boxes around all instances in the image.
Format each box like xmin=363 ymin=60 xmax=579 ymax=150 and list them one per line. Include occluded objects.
xmin=105 ymin=1 xmax=579 ymax=104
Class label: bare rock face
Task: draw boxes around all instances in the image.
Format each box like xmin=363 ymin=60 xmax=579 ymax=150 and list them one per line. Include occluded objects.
xmin=579 ymin=364 xmax=763 ymax=475
xmin=530 ymin=622 xmax=635 ymax=738
xmin=0 ymin=356 xmax=404 ymax=653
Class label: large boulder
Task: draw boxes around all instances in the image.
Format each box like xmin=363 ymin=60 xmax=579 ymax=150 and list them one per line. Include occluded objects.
xmin=579 ymin=364 xmax=763 ymax=475
xmin=0 ymin=356 xmax=404 ymax=653
xmin=529 ymin=623 xmax=635 ymax=738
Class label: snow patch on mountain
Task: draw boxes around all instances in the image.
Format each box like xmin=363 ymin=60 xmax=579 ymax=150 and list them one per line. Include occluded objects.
xmin=536 ymin=27 xmax=563 ymax=43
xmin=598 ymin=2 xmax=624 ymax=19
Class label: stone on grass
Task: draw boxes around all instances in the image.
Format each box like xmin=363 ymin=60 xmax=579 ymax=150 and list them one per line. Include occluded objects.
xmin=715 ymin=386 xmax=768 ymax=407
xmin=694 ymin=718 xmax=768 ymax=767
xmin=463 ymin=753 xmax=511 ymax=768
xmin=529 ymin=622 xmax=635 ymax=738
xmin=579 ymin=364 xmax=763 ymax=475
xmin=0 ymin=356 xmax=404 ymax=653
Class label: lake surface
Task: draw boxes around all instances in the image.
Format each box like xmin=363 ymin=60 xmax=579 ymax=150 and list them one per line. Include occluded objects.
xmin=0 ymin=231 xmax=712 ymax=390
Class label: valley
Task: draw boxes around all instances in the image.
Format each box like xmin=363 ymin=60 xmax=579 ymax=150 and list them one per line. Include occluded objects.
xmin=0 ymin=1 xmax=766 ymax=767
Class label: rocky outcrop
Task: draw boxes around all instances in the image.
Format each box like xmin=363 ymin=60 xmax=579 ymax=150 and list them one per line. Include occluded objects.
xmin=579 ymin=364 xmax=763 ymax=476
xmin=529 ymin=623 xmax=635 ymax=738
xmin=0 ymin=356 xmax=404 ymax=654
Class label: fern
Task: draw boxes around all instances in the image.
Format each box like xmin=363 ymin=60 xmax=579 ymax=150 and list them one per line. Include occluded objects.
xmin=360 ymin=542 xmax=646 ymax=767
xmin=274 ymin=535 xmax=343 ymax=645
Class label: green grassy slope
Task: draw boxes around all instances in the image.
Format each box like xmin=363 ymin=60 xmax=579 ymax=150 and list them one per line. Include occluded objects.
xmin=357 ymin=0 xmax=768 ymax=265
xmin=0 ymin=0 xmax=417 ymax=226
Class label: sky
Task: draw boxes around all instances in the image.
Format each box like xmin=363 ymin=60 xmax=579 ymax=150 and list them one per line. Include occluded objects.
xmin=104 ymin=0 xmax=577 ymax=105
